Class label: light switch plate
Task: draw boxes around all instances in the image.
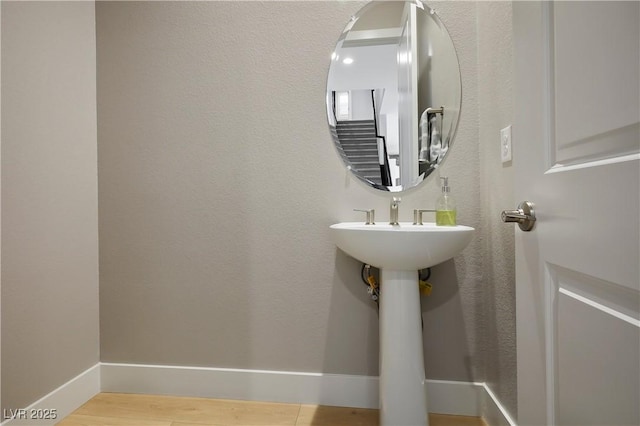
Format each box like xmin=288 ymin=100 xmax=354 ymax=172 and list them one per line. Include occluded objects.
xmin=501 ymin=125 xmax=512 ymax=163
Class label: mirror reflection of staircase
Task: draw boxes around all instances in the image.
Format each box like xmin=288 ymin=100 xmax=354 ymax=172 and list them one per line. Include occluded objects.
xmin=333 ymin=119 xmax=382 ymax=185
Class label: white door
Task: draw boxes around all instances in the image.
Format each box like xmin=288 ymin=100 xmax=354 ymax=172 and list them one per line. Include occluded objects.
xmin=513 ymin=2 xmax=639 ymax=425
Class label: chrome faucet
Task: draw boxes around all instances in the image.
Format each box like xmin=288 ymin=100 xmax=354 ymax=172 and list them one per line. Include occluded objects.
xmin=354 ymin=208 xmax=375 ymax=225
xmin=390 ymin=197 xmax=401 ymax=225
xmin=413 ymin=209 xmax=436 ymax=225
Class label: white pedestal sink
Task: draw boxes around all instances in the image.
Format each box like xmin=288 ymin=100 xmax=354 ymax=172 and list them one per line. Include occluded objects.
xmin=329 ymin=222 xmax=474 ymax=426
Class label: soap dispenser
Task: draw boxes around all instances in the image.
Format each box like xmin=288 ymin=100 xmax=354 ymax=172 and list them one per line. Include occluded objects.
xmin=436 ymin=177 xmax=457 ymax=226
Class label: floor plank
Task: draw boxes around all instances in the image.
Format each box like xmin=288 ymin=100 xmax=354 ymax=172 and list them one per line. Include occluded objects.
xmin=70 ymin=393 xmax=300 ymax=426
xmin=430 ymin=413 xmax=486 ymax=426
xmin=57 ymin=413 xmax=172 ymax=426
xmin=57 ymin=393 xmax=487 ymax=426
xmin=296 ymin=404 xmax=378 ymax=426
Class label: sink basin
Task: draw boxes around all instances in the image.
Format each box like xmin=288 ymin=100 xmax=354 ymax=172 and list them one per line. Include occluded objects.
xmin=329 ymin=221 xmax=474 ymax=270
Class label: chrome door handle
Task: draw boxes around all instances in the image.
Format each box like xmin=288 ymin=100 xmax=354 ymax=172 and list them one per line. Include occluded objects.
xmin=502 ymin=201 xmax=536 ymax=231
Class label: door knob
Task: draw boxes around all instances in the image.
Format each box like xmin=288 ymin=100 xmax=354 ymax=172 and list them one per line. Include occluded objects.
xmin=502 ymin=201 xmax=536 ymax=231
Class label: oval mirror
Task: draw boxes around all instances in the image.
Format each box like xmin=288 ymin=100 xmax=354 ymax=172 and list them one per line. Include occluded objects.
xmin=326 ymin=0 xmax=461 ymax=192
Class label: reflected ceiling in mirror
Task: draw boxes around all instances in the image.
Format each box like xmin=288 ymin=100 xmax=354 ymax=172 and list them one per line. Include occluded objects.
xmin=326 ymin=0 xmax=461 ymax=192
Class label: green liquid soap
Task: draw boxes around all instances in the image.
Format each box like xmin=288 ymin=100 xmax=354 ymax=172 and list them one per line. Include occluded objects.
xmin=436 ymin=210 xmax=457 ymax=226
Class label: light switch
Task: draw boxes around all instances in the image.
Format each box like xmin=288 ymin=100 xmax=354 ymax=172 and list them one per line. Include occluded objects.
xmin=501 ymin=125 xmax=512 ymax=163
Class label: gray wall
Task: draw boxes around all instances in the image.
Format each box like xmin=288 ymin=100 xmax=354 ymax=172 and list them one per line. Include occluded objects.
xmin=96 ymin=0 xmax=487 ymax=381
xmin=477 ymin=2 xmax=517 ymax=420
xmin=1 ymin=1 xmax=99 ymax=411
xmin=0 ymin=2 xmax=3 ymax=411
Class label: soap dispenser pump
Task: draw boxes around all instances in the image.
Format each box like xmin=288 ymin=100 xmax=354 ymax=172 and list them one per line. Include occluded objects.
xmin=436 ymin=177 xmax=457 ymax=226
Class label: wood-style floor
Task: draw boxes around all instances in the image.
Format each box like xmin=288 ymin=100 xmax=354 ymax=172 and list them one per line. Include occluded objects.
xmin=57 ymin=393 xmax=487 ymax=426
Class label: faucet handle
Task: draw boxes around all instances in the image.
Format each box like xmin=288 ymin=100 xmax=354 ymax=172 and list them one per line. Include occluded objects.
xmin=392 ymin=197 xmax=402 ymax=204
xmin=354 ymin=209 xmax=375 ymax=225
xmin=413 ymin=209 xmax=436 ymax=225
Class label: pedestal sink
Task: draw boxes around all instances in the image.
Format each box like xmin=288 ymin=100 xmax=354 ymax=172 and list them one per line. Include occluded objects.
xmin=329 ymin=222 xmax=474 ymax=426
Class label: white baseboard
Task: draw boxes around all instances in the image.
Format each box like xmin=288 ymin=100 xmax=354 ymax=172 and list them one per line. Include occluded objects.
xmin=481 ymin=383 xmax=517 ymax=426
xmin=100 ymin=362 xmax=379 ymax=410
xmin=101 ymin=363 xmax=378 ymax=408
xmin=2 ymin=362 xmax=518 ymax=425
xmin=425 ymin=379 xmax=483 ymax=416
xmin=100 ymin=362 xmax=486 ymax=416
xmin=1 ymin=364 xmax=100 ymax=426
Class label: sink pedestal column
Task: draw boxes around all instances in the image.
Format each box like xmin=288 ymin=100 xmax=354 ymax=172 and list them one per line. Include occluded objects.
xmin=379 ymin=269 xmax=428 ymax=426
